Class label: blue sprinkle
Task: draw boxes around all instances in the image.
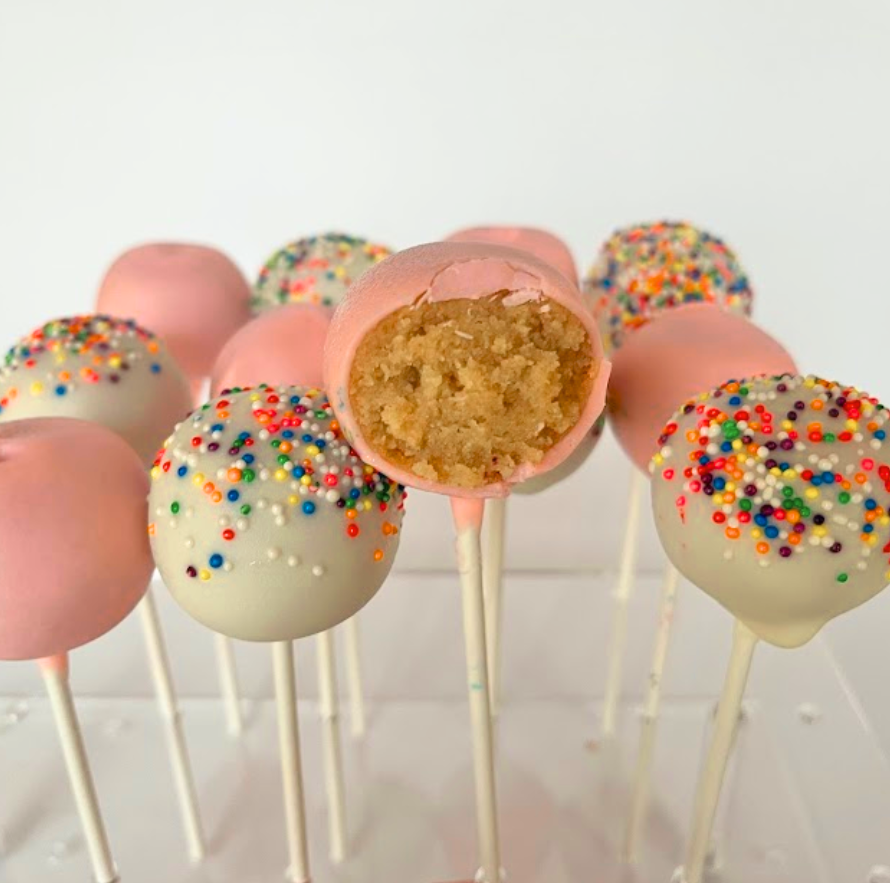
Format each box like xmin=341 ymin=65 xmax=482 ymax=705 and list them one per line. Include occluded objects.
xmin=713 ymin=477 xmax=726 ymax=490
xmin=865 ymin=498 xmax=877 ymax=510
xmin=876 ymin=429 xmax=887 ymax=440
xmin=863 ymin=523 xmax=875 ymax=533
xmin=150 ymin=363 xmax=162 ymax=373
xmin=720 ymin=442 xmax=732 ymax=452
xmin=290 ymin=395 xmax=301 ymax=404
xmin=765 ymin=526 xmax=779 ymax=539
xmin=211 ymin=423 xmax=224 ymax=432
xmin=698 ymin=455 xmax=710 ymax=465
xmin=349 ymin=489 xmax=360 ymax=499
xmin=242 ymin=453 xmax=255 ymax=464
xmin=55 ymin=385 xmax=67 ymax=396
xmin=729 ymin=396 xmax=742 ymax=405
xmin=227 ymin=490 xmax=240 ymax=502
xmin=302 ymin=434 xmax=313 ymax=443
xmin=302 ymin=501 xmax=316 ymax=515
xmin=209 ymin=554 xmax=224 ymax=568
xmin=293 ymin=466 xmax=305 ymax=478
xmin=754 ymin=515 xmax=768 ymax=527
xmin=811 ymin=475 xmax=822 ymax=486
xmin=316 ymin=440 xmax=326 ymax=450
xmin=177 ymin=466 xmax=188 ymax=477
xmin=282 ymin=429 xmax=294 ymax=439
xmin=239 ymin=431 xmax=250 ymax=440
xmin=821 ymin=472 xmax=835 ymax=484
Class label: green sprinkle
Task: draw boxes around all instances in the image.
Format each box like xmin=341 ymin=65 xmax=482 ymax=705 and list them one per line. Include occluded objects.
xmin=242 ymin=469 xmax=256 ymax=483
xmin=739 ymin=498 xmax=752 ymax=511
xmin=837 ymin=572 xmax=849 ymax=583
xmin=839 ymin=491 xmax=851 ymax=504
xmin=171 ymin=501 xmax=180 ymax=514
xmin=240 ymin=504 xmax=251 ymax=516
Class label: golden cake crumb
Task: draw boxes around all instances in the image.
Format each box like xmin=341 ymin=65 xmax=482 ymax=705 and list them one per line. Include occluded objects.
xmin=349 ymin=293 xmax=595 ymax=488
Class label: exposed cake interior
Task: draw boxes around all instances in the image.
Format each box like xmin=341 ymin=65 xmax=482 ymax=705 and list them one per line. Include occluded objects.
xmin=349 ymin=292 xmax=595 ymax=488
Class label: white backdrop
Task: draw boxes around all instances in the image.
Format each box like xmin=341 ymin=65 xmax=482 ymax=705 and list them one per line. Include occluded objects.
xmin=1 ymin=1 xmax=889 ymax=571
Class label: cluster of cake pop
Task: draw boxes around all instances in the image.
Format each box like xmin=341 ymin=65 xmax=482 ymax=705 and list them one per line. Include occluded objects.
xmin=2 ymin=216 xmax=885 ymax=883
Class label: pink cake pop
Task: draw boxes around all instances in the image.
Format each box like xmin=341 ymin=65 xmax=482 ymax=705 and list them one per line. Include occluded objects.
xmin=96 ymin=243 xmax=251 ymax=397
xmin=446 ymin=225 xmax=579 ymax=286
xmin=0 ymin=417 xmax=153 ymax=882
xmin=324 ymin=241 xmax=610 ymax=883
xmin=211 ymin=303 xmax=330 ymax=395
xmin=609 ymin=304 xmax=797 ymax=473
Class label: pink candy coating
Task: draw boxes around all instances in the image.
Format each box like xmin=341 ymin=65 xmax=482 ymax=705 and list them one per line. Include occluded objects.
xmin=324 ymin=241 xmax=611 ymax=499
xmin=446 ymin=226 xmax=579 ymax=286
xmin=96 ymin=243 xmax=251 ymax=383
xmin=0 ymin=418 xmax=153 ymax=660
xmin=210 ymin=303 xmax=331 ymax=396
xmin=609 ymin=304 xmax=797 ymax=472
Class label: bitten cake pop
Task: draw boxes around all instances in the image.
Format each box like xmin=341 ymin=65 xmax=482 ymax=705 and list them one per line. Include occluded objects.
xmin=584 ymin=220 xmax=754 ymax=354
xmin=0 ymin=313 xmax=205 ymax=860
xmin=325 ymin=241 xmax=610 ymax=883
xmin=0 ymin=418 xmax=154 ymax=882
xmin=150 ymin=384 xmax=405 ymax=882
xmin=253 ymin=233 xmax=392 ymax=312
xmin=96 ymin=242 xmax=251 ymax=398
xmin=651 ymin=374 xmax=890 ymax=883
xmin=0 ymin=315 xmax=192 ymax=464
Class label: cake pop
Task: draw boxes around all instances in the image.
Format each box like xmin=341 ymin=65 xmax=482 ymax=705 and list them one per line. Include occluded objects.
xmin=0 ymin=418 xmax=154 ymax=882
xmin=324 ymin=241 xmax=610 ymax=883
xmin=583 ymin=220 xmax=753 ymax=354
xmin=253 ymin=233 xmax=392 ymax=313
xmin=0 ymin=314 xmax=205 ymax=859
xmin=149 ymin=384 xmax=405 ymax=881
xmin=0 ymin=315 xmax=192 ymax=465
xmin=443 ymin=225 xmax=602 ymax=717
xmin=446 ymin=225 xmax=579 ymax=286
xmin=210 ymin=306 xmax=354 ymax=860
xmin=96 ymin=242 xmax=251 ymax=398
xmin=96 ymin=244 xmax=250 ymax=734
xmin=651 ymin=374 xmax=890 ymax=883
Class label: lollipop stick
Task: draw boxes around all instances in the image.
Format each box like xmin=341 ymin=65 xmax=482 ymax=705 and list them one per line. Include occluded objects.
xmin=272 ymin=641 xmax=310 ymax=883
xmin=602 ymin=468 xmax=645 ymax=739
xmin=38 ymin=654 xmax=117 ymax=883
xmin=683 ymin=620 xmax=758 ymax=883
xmin=342 ymin=616 xmax=366 ymax=738
xmin=138 ymin=591 xmax=205 ymax=861
xmin=316 ymin=630 xmax=348 ymax=863
xmin=623 ymin=564 xmax=680 ymax=862
xmin=451 ymin=497 xmax=501 ymax=883
xmin=214 ymin=634 xmax=243 ymax=736
xmin=482 ymin=497 xmax=507 ymax=718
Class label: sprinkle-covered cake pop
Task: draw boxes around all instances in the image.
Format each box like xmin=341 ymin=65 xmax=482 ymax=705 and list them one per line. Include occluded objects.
xmin=584 ymin=221 xmax=754 ymax=354
xmin=0 ymin=315 xmax=192 ymax=464
xmin=253 ymin=233 xmax=392 ymax=313
xmin=96 ymin=243 xmax=251 ymax=394
xmin=0 ymin=418 xmax=153 ymax=660
xmin=149 ymin=385 xmax=406 ymax=641
xmin=651 ymin=374 xmax=890 ymax=648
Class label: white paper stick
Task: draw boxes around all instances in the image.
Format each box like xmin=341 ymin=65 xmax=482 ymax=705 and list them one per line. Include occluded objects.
xmin=39 ymin=655 xmax=117 ymax=883
xmin=272 ymin=641 xmax=310 ymax=883
xmin=214 ymin=634 xmax=243 ymax=737
xmin=683 ymin=620 xmax=758 ymax=883
xmin=602 ymin=468 xmax=645 ymax=739
xmin=317 ymin=630 xmax=348 ymax=863
xmin=452 ymin=497 xmax=501 ymax=883
xmin=623 ymin=564 xmax=680 ymax=862
xmin=138 ymin=592 xmax=205 ymax=861
xmin=482 ymin=496 xmax=507 ymax=717
xmin=342 ymin=616 xmax=366 ymax=738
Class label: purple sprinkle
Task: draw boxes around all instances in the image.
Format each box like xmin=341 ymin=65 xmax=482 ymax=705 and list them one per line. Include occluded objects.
xmin=745 ymin=484 xmax=757 ymax=496
xmin=208 ymin=442 xmax=219 ymax=452
xmin=779 ymin=547 xmax=792 ymax=558
xmin=766 ymin=441 xmax=778 ymax=450
xmin=780 ymin=439 xmax=794 ymax=450
xmin=830 ymin=542 xmax=843 ymax=553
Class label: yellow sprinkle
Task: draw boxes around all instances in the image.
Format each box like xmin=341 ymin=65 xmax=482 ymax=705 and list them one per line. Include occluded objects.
xmin=193 ymin=473 xmax=205 ymax=487
xmin=846 ymin=419 xmax=859 ymax=431
xmin=652 ymin=453 xmax=664 ymax=466
xmin=731 ymin=439 xmax=743 ymax=451
xmin=30 ymin=381 xmax=44 ymax=395
xmin=814 ymin=526 xmax=827 ymax=538
xmin=150 ymin=466 xmax=161 ymax=479
xmin=781 ymin=419 xmax=793 ymax=430
xmin=805 ymin=488 xmax=819 ymax=499
xmin=300 ymin=475 xmax=311 ymax=486
xmin=199 ymin=569 xmax=211 ymax=581
xmin=305 ymin=445 xmax=320 ymax=456
xmin=288 ymin=495 xmax=299 ymax=506
xmin=751 ymin=529 xmax=762 ymax=539
xmin=274 ymin=469 xmax=287 ymax=482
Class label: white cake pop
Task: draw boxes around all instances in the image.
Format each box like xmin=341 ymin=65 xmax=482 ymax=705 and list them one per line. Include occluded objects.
xmin=149 ymin=384 xmax=406 ymax=641
xmin=651 ymin=373 xmax=890 ymax=648
xmin=0 ymin=315 xmax=191 ymax=464
xmin=651 ymin=373 xmax=890 ymax=883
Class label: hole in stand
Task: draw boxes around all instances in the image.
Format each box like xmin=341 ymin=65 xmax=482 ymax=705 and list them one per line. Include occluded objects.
xmin=796 ymin=703 xmax=822 ymax=725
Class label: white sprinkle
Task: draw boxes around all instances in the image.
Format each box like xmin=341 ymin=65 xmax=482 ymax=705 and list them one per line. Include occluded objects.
xmin=268 ymin=547 xmax=281 ymax=561
xmin=287 ymin=555 xmax=300 ymax=567
xmin=312 ymin=565 xmax=325 ymax=577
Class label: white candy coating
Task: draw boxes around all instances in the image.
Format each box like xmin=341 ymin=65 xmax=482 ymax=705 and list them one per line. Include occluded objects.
xmin=149 ymin=385 xmax=406 ymax=642
xmin=651 ymin=374 xmax=890 ymax=648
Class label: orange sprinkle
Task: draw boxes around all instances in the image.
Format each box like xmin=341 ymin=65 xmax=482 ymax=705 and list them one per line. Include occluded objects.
xmin=203 ymin=482 xmax=215 ymax=495
xmin=346 ymin=509 xmax=357 ymax=519
xmin=725 ymin=527 xmax=741 ymax=540
xmin=786 ymin=510 xmax=800 ymax=524
xmin=788 ymin=534 xmax=801 ymax=546
xmin=810 ymin=399 xmax=823 ymax=410
xmin=227 ymin=468 xmax=242 ymax=482
xmin=373 ymin=549 xmax=384 ymax=562
xmin=211 ymin=491 xmax=222 ymax=503
xmin=756 ymin=542 xmax=769 ymax=554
